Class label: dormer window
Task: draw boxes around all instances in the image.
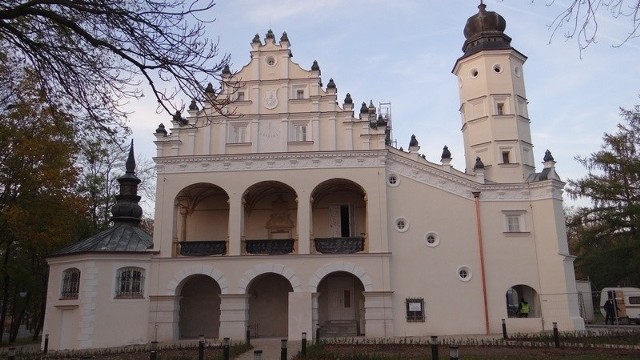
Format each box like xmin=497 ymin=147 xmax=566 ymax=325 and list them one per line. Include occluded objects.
xmin=237 ymin=91 xmax=245 ymax=101
xmin=296 ymin=89 xmax=304 ymax=99
xmin=497 ymin=102 xmax=504 ymax=115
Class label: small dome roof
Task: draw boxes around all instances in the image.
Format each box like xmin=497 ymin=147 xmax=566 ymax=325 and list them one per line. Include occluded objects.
xmin=464 ymin=3 xmax=506 ymax=40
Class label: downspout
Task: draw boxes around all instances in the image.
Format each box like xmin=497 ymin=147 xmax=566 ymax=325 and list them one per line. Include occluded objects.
xmin=472 ymin=191 xmax=490 ymax=335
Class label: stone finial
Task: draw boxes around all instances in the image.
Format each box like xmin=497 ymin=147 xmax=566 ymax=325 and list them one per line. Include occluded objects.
xmin=173 ymin=110 xmax=188 ymax=126
xmin=327 ymin=78 xmax=336 ymax=90
xmin=311 ymin=60 xmax=320 ymax=73
xmin=368 ymin=100 xmax=376 ymax=112
xmin=252 ymin=33 xmax=261 ymax=44
xmin=188 ymin=99 xmax=198 ymax=111
xmin=344 ymin=93 xmax=353 ymax=105
xmin=360 ymin=102 xmax=368 ymax=113
xmin=543 ymin=149 xmax=555 ymax=162
xmin=280 ymin=31 xmax=290 ymax=43
xmin=222 ymin=64 xmax=231 ymax=75
xmin=409 ymin=135 xmax=419 ymax=147
xmin=265 ymin=29 xmax=275 ymax=40
xmin=377 ymin=114 xmax=386 ymax=127
xmin=473 ymin=156 xmax=485 ymax=170
xmin=205 ymin=82 xmax=215 ymax=94
xmin=155 ymin=123 xmax=167 ymax=136
xmin=441 ymin=145 xmax=452 ymax=160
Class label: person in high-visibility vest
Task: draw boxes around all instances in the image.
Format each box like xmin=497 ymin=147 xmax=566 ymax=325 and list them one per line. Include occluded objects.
xmin=518 ymin=299 xmax=530 ymax=318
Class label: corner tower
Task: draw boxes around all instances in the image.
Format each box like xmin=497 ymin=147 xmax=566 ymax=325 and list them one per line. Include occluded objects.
xmin=453 ymin=2 xmax=535 ymax=183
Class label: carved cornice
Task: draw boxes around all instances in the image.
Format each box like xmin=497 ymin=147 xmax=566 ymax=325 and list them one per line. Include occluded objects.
xmin=155 ymin=150 xmax=388 ymax=174
xmin=156 ymin=149 xmax=563 ymax=202
xmin=386 ymin=152 xmax=563 ymax=202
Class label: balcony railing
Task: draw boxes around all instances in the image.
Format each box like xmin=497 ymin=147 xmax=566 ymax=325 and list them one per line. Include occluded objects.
xmin=314 ymin=237 xmax=365 ymax=254
xmin=179 ymin=241 xmax=227 ymax=256
xmin=245 ymin=239 xmax=294 ymax=255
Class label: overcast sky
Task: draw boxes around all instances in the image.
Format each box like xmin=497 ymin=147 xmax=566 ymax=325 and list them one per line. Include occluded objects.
xmin=127 ymin=0 xmax=640 ymax=210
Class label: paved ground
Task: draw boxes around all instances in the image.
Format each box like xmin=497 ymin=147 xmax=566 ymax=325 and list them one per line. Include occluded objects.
xmin=236 ymin=338 xmax=302 ymax=360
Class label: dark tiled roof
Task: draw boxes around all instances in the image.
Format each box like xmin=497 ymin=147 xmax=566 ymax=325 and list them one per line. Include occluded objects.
xmin=50 ymin=223 xmax=153 ymax=257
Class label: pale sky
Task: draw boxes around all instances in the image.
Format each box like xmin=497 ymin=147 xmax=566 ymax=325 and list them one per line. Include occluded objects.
xmin=127 ymin=0 xmax=640 ymax=211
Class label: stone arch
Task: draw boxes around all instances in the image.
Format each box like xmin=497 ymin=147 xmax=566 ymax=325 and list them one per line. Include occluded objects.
xmin=167 ymin=264 xmax=229 ymax=295
xmin=238 ymin=263 xmax=302 ymax=293
xmin=309 ymin=261 xmax=374 ymax=292
xmin=505 ymin=283 xmax=540 ymax=318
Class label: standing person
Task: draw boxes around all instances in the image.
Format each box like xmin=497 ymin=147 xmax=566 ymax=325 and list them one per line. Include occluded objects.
xmin=518 ymin=299 xmax=530 ymax=318
xmin=604 ymin=298 xmax=615 ymax=325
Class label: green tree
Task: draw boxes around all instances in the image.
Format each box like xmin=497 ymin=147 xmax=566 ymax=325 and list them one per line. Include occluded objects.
xmin=566 ymin=104 xmax=640 ymax=289
xmin=0 ymin=67 xmax=85 ymax=343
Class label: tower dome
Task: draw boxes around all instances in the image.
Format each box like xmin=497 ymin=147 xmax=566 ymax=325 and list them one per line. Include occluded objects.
xmin=463 ymin=2 xmax=506 ymax=39
xmin=460 ymin=2 xmax=512 ymax=57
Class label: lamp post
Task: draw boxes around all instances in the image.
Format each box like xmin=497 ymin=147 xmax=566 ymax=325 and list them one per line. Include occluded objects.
xmin=280 ymin=338 xmax=287 ymax=360
xmin=301 ymin=332 xmax=307 ymax=356
xmin=223 ymin=337 xmax=230 ymax=360
xmin=149 ymin=341 xmax=158 ymax=360
xmin=198 ymin=335 xmax=205 ymax=360
xmin=430 ymin=336 xmax=439 ymax=360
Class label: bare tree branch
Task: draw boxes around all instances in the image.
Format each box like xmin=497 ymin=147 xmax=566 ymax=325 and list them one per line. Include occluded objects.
xmin=0 ymin=0 xmax=235 ymax=133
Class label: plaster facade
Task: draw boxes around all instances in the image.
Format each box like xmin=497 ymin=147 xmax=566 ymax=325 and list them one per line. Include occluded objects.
xmin=43 ymin=5 xmax=584 ymax=350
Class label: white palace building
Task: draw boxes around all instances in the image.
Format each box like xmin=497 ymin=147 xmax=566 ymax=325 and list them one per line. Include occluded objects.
xmin=43 ymin=3 xmax=585 ymax=350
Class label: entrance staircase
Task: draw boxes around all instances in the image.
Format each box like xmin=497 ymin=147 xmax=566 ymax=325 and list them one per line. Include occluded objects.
xmin=319 ymin=320 xmax=359 ymax=337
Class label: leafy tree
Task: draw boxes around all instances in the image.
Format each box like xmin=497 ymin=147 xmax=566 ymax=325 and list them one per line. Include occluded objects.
xmin=566 ymin=104 xmax=640 ymax=289
xmin=537 ymin=0 xmax=640 ymax=51
xmin=0 ymin=62 xmax=87 ymax=343
xmin=0 ymin=0 xmax=233 ymax=131
xmin=76 ymin=139 xmax=156 ymax=235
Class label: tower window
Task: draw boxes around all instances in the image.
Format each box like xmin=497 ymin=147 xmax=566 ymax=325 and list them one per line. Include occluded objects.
xmin=497 ymin=103 xmax=504 ymax=115
xmin=237 ymin=91 xmax=245 ymax=101
xmin=296 ymin=89 xmax=304 ymax=99
xmin=502 ymin=151 xmax=510 ymax=164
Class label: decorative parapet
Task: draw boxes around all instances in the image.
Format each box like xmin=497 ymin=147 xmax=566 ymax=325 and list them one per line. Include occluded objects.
xmin=179 ymin=241 xmax=227 ymax=256
xmin=314 ymin=237 xmax=365 ymax=254
xmin=245 ymin=239 xmax=295 ymax=255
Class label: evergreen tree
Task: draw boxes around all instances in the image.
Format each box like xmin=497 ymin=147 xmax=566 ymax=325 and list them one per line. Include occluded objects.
xmin=567 ymin=104 xmax=640 ymax=289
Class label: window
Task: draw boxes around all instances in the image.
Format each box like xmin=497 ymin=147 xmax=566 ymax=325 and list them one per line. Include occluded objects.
xmin=296 ymin=89 xmax=304 ymax=99
xmin=503 ymin=211 xmax=526 ymax=233
xmin=394 ymin=217 xmax=409 ymax=232
xmin=61 ymin=268 xmax=80 ymax=299
xmin=425 ymin=232 xmax=440 ymax=247
xmin=116 ymin=267 xmax=145 ymax=298
xmin=457 ymin=266 xmax=472 ymax=282
xmin=387 ymin=174 xmax=399 ymax=187
xmin=406 ymin=298 xmax=425 ymax=322
xmin=237 ymin=91 xmax=245 ymax=101
xmin=230 ymin=123 xmax=248 ymax=143
xmin=291 ymin=123 xmax=307 ymax=141
xmin=502 ymin=151 xmax=510 ymax=164
xmin=496 ymin=102 xmax=504 ymax=115
xmin=506 ymin=215 xmax=520 ymax=232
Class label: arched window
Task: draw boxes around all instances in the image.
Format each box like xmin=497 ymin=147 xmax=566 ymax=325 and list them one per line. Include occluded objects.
xmin=61 ymin=268 xmax=80 ymax=299
xmin=115 ymin=267 xmax=145 ymax=298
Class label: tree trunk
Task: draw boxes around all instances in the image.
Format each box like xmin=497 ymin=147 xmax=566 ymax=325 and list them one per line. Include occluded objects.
xmin=0 ymin=242 xmax=13 ymax=345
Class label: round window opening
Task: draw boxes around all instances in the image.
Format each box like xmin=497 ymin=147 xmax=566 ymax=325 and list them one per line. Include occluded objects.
xmin=395 ymin=218 xmax=409 ymax=232
xmin=266 ymin=56 xmax=276 ymax=66
xmin=457 ymin=266 xmax=472 ymax=282
xmin=387 ymin=174 xmax=399 ymax=187
xmin=470 ymin=68 xmax=479 ymax=78
xmin=493 ymin=64 xmax=502 ymax=73
xmin=425 ymin=232 xmax=439 ymax=247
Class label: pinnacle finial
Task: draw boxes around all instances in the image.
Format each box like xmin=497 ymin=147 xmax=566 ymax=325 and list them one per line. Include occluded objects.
xmin=126 ymin=140 xmax=135 ymax=174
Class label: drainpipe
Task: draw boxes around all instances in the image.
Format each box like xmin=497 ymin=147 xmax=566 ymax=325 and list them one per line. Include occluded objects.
xmin=472 ymin=191 xmax=490 ymax=334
